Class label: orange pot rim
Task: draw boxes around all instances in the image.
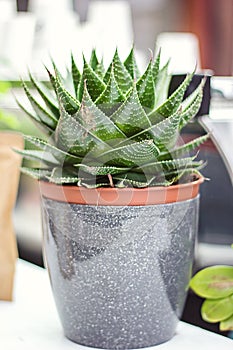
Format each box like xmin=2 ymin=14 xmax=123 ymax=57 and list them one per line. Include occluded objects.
xmin=39 ymin=176 xmax=204 ymax=206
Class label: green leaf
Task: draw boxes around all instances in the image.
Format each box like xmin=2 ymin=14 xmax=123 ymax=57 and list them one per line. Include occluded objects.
xmin=14 ymin=149 xmax=59 ymax=166
xmin=134 ymin=157 xmax=202 ymax=175
xmin=20 ymin=167 xmax=51 ymax=180
xmin=55 ymin=103 xmax=110 ymax=157
xmin=179 ymin=80 xmax=204 ymax=129
xmin=152 ymin=49 xmax=161 ymax=86
xmin=53 ymin=69 xmax=80 ymax=115
xmin=15 ymin=99 xmax=53 ymax=135
xmin=190 ymin=266 xmax=233 ymax=299
xmin=129 ymin=110 xmax=182 ymax=151
xmin=28 ymin=72 xmax=59 ymax=119
xmin=136 ymin=59 xmax=155 ymax=110
xmin=110 ymin=84 xmax=151 ymax=136
xmin=159 ymin=134 xmax=209 ymax=160
xmin=96 ymin=140 xmax=159 ymax=167
xmin=149 ymin=71 xmax=194 ymax=124
xmin=46 ymin=167 xmax=80 ymax=184
xmin=95 ymin=64 xmax=125 ymax=114
xmin=79 ymin=55 xmax=106 ymax=102
xmin=220 ymin=314 xmax=233 ymax=331
xmin=24 ymin=135 xmax=82 ymax=164
xmin=104 ymin=49 xmax=133 ymax=93
xmin=71 ymin=53 xmax=81 ymax=97
xmin=201 ymin=295 xmax=233 ymax=323
xmin=154 ymin=60 xmax=171 ymax=109
xmin=124 ymin=46 xmax=140 ymax=79
xmin=113 ymin=172 xmax=156 ymax=188
xmin=89 ymin=49 xmax=99 ymax=70
xmin=21 ymin=81 xmax=58 ymax=129
xmin=95 ymin=58 xmax=105 ymax=78
xmin=75 ymin=83 xmax=126 ymax=143
xmin=76 ymin=164 xmax=131 ymax=176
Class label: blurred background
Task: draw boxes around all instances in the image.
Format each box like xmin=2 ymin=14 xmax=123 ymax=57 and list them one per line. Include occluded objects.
xmin=1 ymin=0 xmax=233 ymax=339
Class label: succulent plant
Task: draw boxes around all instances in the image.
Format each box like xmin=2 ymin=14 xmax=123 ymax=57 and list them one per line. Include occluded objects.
xmin=190 ymin=246 xmax=233 ymax=331
xmin=16 ymin=47 xmax=208 ymax=188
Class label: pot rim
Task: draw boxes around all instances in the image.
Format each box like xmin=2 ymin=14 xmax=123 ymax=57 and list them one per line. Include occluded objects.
xmin=39 ymin=176 xmax=204 ymax=206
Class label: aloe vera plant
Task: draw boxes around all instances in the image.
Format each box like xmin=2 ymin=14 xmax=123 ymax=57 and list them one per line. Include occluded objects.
xmin=190 ymin=246 xmax=233 ymax=331
xmin=17 ymin=47 xmax=208 ymax=188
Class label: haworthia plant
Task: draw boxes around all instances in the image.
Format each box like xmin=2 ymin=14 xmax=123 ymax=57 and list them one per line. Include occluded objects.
xmin=190 ymin=245 xmax=233 ymax=331
xmin=17 ymin=46 xmax=207 ymax=188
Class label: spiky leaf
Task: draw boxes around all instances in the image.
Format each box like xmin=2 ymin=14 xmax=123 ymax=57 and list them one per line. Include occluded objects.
xmin=104 ymin=49 xmax=133 ymax=93
xmin=75 ymin=84 xmax=126 ymax=143
xmin=79 ymin=56 xmax=106 ymax=101
xmin=110 ymin=84 xmax=151 ymax=136
xmin=71 ymin=53 xmax=81 ymax=96
xmin=136 ymin=60 xmax=155 ymax=110
xmin=124 ymin=46 xmax=140 ymax=80
xmin=96 ymin=140 xmax=159 ymax=167
xmin=21 ymin=81 xmax=57 ymax=129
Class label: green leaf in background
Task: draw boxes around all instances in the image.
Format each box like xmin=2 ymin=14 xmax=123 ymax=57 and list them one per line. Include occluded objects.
xmin=201 ymin=295 xmax=233 ymax=323
xmin=190 ymin=266 xmax=233 ymax=299
xmin=220 ymin=314 xmax=233 ymax=331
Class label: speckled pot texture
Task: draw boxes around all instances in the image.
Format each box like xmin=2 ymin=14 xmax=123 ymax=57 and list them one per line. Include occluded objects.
xmin=41 ymin=186 xmax=199 ymax=349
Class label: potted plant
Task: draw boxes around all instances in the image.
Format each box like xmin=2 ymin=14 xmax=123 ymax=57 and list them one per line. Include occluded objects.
xmin=16 ymin=46 xmax=208 ymax=349
xmin=190 ymin=246 xmax=233 ymax=332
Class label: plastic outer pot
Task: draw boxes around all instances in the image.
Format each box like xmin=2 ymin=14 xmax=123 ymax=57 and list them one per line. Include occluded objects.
xmin=40 ymin=178 xmax=203 ymax=349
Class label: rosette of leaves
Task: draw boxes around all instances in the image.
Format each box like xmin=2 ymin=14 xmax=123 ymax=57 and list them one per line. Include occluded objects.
xmin=16 ymin=47 xmax=208 ymax=188
xmin=190 ymin=246 xmax=233 ymax=331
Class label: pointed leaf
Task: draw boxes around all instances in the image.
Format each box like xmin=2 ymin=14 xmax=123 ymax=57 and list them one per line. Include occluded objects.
xmin=110 ymin=84 xmax=151 ymax=136
xmin=53 ymin=70 xmax=80 ymax=115
xmin=71 ymin=53 xmax=81 ymax=97
xmin=55 ymin=103 xmax=110 ymax=157
xmin=24 ymin=135 xmax=82 ymax=164
xmin=134 ymin=157 xmax=201 ymax=175
xmin=95 ymin=58 xmax=105 ymax=78
xmin=47 ymin=167 xmax=80 ymax=184
xmin=76 ymin=164 xmax=130 ymax=176
xmin=149 ymin=71 xmax=194 ymax=125
xmin=113 ymin=172 xmax=157 ymax=188
xmin=14 ymin=149 xmax=59 ymax=166
xmin=152 ymin=49 xmax=161 ymax=85
xmin=28 ymin=72 xmax=59 ymax=119
xmin=159 ymin=134 xmax=209 ymax=160
xmin=75 ymin=84 xmax=126 ymax=143
xmin=190 ymin=266 xmax=233 ymax=299
xmin=136 ymin=59 xmax=155 ymax=109
xmin=179 ymin=80 xmax=204 ymax=129
xmin=16 ymin=99 xmax=53 ymax=135
xmin=201 ymin=295 xmax=233 ymax=323
xmin=124 ymin=46 xmax=140 ymax=79
xmin=89 ymin=49 xmax=99 ymax=70
xmin=95 ymin=65 xmax=125 ymax=114
xmin=154 ymin=60 xmax=171 ymax=109
xmin=96 ymin=140 xmax=159 ymax=167
xmin=79 ymin=56 xmax=106 ymax=101
xmin=126 ymin=110 xmax=182 ymax=151
xmin=20 ymin=167 xmax=51 ymax=180
xmin=104 ymin=49 xmax=133 ymax=93
xmin=21 ymin=81 xmax=58 ymax=129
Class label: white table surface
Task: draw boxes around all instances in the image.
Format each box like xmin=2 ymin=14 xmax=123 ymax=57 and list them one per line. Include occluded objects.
xmin=0 ymin=260 xmax=232 ymax=350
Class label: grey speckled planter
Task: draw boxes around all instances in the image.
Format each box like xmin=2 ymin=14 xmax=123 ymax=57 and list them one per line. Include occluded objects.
xmin=41 ymin=191 xmax=199 ymax=349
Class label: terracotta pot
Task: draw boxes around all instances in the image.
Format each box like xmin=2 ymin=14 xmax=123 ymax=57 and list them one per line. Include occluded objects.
xmin=40 ymin=177 xmax=203 ymax=349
